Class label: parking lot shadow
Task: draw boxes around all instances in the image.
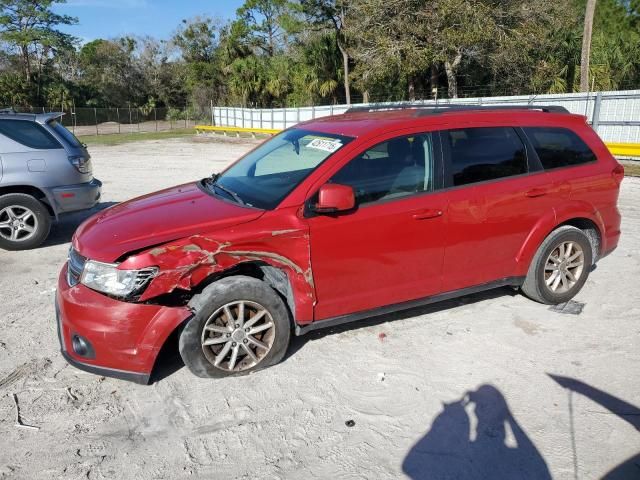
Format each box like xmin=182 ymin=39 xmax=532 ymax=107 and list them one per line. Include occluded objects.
xmin=402 ymin=384 xmax=551 ymax=480
xmin=44 ymin=201 xmax=118 ymax=247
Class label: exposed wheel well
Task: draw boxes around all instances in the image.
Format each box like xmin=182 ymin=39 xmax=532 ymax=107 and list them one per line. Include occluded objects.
xmin=151 ymin=261 xmax=296 ymax=371
xmin=195 ymin=262 xmax=296 ymax=320
xmin=0 ymin=185 xmax=54 ymax=216
xmin=557 ymin=217 xmax=602 ymax=262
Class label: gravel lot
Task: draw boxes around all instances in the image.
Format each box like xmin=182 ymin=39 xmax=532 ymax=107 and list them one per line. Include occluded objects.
xmin=0 ymin=136 xmax=638 ymax=480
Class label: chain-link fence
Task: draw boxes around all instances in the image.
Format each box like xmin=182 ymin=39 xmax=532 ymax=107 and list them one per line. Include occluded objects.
xmin=10 ymin=106 xmax=210 ymax=136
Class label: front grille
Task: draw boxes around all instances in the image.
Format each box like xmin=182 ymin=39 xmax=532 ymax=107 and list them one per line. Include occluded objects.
xmin=67 ymin=248 xmax=86 ymax=286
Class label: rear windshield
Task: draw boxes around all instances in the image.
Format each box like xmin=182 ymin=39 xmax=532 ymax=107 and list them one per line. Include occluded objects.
xmin=48 ymin=119 xmax=83 ymax=148
xmin=0 ymin=119 xmax=61 ymax=150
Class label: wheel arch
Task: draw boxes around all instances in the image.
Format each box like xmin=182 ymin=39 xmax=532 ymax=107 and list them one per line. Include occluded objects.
xmin=193 ymin=261 xmax=296 ymax=323
xmin=516 ymin=207 xmax=605 ymax=276
xmin=556 ymin=217 xmax=602 ymax=262
xmin=147 ymin=261 xmax=296 ymax=374
xmin=0 ymin=184 xmax=55 ymax=217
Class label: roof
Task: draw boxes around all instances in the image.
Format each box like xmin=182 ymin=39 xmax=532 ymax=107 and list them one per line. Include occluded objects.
xmin=296 ymin=105 xmax=584 ymax=138
xmin=0 ymin=110 xmax=64 ymax=124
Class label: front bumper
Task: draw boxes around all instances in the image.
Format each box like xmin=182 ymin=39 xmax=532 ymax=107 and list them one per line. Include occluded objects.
xmin=56 ymin=264 xmax=192 ymax=383
xmin=48 ymin=178 xmax=102 ymax=215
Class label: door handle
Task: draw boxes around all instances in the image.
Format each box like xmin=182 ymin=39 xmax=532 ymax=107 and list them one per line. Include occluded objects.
xmin=412 ymin=209 xmax=443 ymax=220
xmin=525 ymin=188 xmax=548 ymax=198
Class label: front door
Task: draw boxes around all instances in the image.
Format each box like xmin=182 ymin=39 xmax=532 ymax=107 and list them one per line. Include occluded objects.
xmin=307 ymin=132 xmax=449 ymax=321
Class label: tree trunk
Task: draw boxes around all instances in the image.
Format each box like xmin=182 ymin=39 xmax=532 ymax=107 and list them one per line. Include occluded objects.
xmin=408 ymin=77 xmax=415 ymax=102
xmin=21 ymin=45 xmax=31 ymax=83
xmin=430 ymin=64 xmax=439 ymax=95
xmin=444 ymin=52 xmax=462 ymax=99
xmin=363 ymin=90 xmax=370 ymax=103
xmin=566 ymin=62 xmax=576 ymax=93
xmin=338 ymin=41 xmax=351 ymax=105
xmin=580 ymin=0 xmax=597 ymax=92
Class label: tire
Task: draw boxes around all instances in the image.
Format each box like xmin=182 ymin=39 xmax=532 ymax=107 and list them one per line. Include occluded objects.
xmin=0 ymin=193 xmax=52 ymax=251
xmin=521 ymin=226 xmax=594 ymax=304
xmin=179 ymin=275 xmax=291 ymax=379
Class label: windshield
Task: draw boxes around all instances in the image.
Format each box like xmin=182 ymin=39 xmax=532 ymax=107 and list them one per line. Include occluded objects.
xmin=208 ymin=128 xmax=353 ymax=210
xmin=48 ymin=119 xmax=83 ymax=148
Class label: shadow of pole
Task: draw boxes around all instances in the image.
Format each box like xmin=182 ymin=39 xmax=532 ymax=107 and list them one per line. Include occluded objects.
xmin=548 ymin=374 xmax=640 ymax=480
xmin=402 ymin=384 xmax=551 ymax=480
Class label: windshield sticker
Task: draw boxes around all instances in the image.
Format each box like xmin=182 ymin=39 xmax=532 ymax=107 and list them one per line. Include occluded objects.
xmin=306 ymin=138 xmax=342 ymax=153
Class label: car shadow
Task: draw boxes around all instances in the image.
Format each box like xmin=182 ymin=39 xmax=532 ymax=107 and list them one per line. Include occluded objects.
xmin=548 ymin=374 xmax=640 ymax=479
xmin=284 ymin=286 xmax=519 ymax=362
xmin=43 ymin=202 xmax=119 ymax=247
xmin=149 ymin=324 xmax=185 ymax=384
xmin=403 ymin=384 xmax=552 ymax=480
xmin=151 ymin=287 xmax=519 ymax=384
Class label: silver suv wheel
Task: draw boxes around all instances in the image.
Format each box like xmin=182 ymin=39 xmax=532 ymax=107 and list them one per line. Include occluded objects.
xmin=0 ymin=205 xmax=39 ymax=242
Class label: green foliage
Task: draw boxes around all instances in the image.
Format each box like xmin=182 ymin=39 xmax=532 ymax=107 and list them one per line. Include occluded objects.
xmin=0 ymin=0 xmax=639 ymax=109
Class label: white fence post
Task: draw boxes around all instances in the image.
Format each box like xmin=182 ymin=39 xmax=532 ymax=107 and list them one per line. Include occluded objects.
xmin=592 ymin=92 xmax=603 ymax=131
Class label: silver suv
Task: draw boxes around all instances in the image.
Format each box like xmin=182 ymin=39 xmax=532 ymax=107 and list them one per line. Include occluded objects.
xmin=0 ymin=110 xmax=102 ymax=250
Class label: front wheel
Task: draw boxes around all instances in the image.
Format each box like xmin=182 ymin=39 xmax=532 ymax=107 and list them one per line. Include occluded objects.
xmin=179 ymin=276 xmax=291 ymax=378
xmin=521 ymin=226 xmax=593 ymax=304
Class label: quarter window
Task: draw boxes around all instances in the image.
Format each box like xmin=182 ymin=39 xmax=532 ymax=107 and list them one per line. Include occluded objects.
xmin=523 ymin=127 xmax=596 ymax=170
xmin=0 ymin=119 xmax=61 ymax=150
xmin=329 ymin=133 xmax=436 ymax=205
xmin=443 ymin=127 xmax=527 ymax=187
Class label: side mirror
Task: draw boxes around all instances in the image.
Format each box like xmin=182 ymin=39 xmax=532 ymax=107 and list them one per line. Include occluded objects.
xmin=314 ymin=183 xmax=355 ymax=214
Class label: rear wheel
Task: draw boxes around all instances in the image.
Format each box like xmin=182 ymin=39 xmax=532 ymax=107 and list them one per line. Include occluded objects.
xmin=521 ymin=226 xmax=593 ymax=304
xmin=0 ymin=194 xmax=51 ymax=250
xmin=179 ymin=275 xmax=291 ymax=378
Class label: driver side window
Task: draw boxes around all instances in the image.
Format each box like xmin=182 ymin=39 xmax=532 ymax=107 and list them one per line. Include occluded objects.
xmin=329 ymin=133 xmax=435 ymax=206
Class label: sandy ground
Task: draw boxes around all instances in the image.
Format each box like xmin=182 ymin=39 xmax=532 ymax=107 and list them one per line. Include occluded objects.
xmin=0 ymin=136 xmax=638 ymax=480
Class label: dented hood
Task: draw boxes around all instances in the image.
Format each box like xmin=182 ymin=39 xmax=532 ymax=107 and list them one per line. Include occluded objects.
xmin=73 ymin=182 xmax=264 ymax=262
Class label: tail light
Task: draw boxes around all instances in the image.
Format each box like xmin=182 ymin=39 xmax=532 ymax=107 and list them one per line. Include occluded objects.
xmin=612 ymin=164 xmax=625 ymax=184
xmin=69 ymin=154 xmax=92 ymax=174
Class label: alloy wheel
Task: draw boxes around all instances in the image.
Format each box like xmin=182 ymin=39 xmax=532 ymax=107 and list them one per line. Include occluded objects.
xmin=544 ymin=241 xmax=585 ymax=294
xmin=0 ymin=205 xmax=38 ymax=243
xmin=200 ymin=300 xmax=275 ymax=372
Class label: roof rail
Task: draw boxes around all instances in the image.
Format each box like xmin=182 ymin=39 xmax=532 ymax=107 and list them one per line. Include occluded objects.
xmin=345 ymin=103 xmax=570 ymax=115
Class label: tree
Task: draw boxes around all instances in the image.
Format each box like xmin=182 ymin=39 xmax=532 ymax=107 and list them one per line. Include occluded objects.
xmin=580 ymin=0 xmax=597 ymax=91
xmin=79 ymin=38 xmax=145 ymax=106
xmin=0 ymin=0 xmax=76 ymax=85
xmin=235 ymin=0 xmax=300 ymax=57
xmin=301 ymin=0 xmax=352 ymax=103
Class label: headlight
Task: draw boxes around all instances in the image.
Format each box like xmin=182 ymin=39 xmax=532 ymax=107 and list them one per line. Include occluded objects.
xmin=80 ymin=260 xmax=157 ymax=298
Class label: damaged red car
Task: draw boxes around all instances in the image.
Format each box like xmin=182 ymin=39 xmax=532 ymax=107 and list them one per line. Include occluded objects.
xmin=55 ymin=105 xmax=623 ymax=383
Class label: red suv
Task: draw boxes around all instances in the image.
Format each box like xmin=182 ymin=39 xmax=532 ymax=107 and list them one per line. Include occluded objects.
xmin=55 ymin=105 xmax=623 ymax=383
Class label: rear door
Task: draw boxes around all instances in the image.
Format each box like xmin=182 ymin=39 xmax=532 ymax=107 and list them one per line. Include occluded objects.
xmin=307 ymin=131 xmax=449 ymax=321
xmin=440 ymin=126 xmax=557 ymax=291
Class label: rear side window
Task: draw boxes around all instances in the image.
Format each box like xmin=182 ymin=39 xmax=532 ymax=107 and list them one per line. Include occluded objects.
xmin=0 ymin=119 xmax=61 ymax=150
xmin=523 ymin=127 xmax=596 ymax=170
xmin=443 ymin=127 xmax=527 ymax=187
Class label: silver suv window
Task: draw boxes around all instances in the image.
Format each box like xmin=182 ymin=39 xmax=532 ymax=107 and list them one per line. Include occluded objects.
xmin=0 ymin=119 xmax=61 ymax=149
xmin=48 ymin=119 xmax=83 ymax=148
